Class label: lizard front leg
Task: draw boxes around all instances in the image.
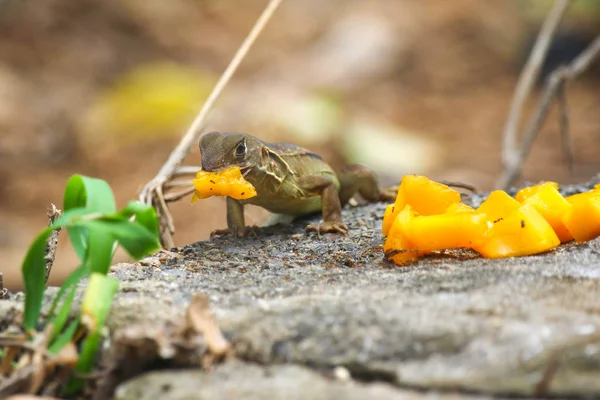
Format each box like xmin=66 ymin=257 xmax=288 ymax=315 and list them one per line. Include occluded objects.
xmin=338 ymin=164 xmax=396 ymax=206
xmin=211 ymin=197 xmax=257 ymax=238
xmin=298 ymin=175 xmax=348 ymax=236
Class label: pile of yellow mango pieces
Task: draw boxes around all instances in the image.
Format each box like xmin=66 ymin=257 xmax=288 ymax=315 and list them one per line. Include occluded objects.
xmin=382 ymin=175 xmax=600 ymax=266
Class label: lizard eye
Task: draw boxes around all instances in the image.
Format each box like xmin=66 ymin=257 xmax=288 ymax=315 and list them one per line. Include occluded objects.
xmin=234 ymin=141 xmax=247 ymax=157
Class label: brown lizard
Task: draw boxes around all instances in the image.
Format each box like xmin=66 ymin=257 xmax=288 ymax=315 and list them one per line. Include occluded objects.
xmin=199 ymin=131 xmax=396 ymax=237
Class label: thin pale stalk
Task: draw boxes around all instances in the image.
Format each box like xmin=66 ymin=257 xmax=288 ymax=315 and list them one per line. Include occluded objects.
xmin=501 ymin=0 xmax=571 ymax=172
xmin=139 ymin=0 xmax=284 ymax=202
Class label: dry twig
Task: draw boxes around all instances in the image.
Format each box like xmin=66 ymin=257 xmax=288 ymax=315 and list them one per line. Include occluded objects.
xmin=498 ymin=0 xmax=572 ymax=190
xmin=533 ymin=355 xmax=561 ymax=398
xmin=498 ymin=35 xmax=600 ymax=188
xmin=5 ymin=395 xmax=62 ymax=400
xmin=439 ymin=180 xmax=477 ymax=193
xmin=0 ymin=328 xmax=77 ymax=398
xmin=184 ymin=294 xmax=231 ymax=358
xmin=44 ymin=205 xmax=62 ymax=283
xmin=556 ymin=78 xmax=573 ymax=175
xmin=138 ymin=0 xmax=284 ymax=248
xmin=91 ymin=293 xmax=230 ymax=398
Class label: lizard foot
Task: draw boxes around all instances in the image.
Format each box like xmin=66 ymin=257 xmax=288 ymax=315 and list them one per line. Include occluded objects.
xmin=306 ymin=221 xmax=349 ymax=238
xmin=379 ymin=185 xmax=399 ymax=202
xmin=210 ymin=226 xmax=260 ymax=239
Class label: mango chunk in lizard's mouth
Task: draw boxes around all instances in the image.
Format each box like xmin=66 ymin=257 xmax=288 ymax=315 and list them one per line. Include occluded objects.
xmin=191 ymin=166 xmax=257 ymax=203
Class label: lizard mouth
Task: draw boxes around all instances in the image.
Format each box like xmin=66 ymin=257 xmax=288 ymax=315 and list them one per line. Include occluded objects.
xmin=201 ymin=162 xmax=253 ymax=176
xmin=239 ymin=165 xmax=253 ymax=177
xmin=200 ymin=161 xmax=230 ymax=172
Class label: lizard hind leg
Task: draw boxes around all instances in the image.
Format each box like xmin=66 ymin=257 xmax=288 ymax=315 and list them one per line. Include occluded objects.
xmin=338 ymin=164 xmax=395 ymax=206
xmin=297 ymin=175 xmax=348 ymax=237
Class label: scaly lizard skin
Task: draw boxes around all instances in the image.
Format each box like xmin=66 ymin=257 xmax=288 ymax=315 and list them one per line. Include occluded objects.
xmin=199 ymin=131 xmax=394 ymax=237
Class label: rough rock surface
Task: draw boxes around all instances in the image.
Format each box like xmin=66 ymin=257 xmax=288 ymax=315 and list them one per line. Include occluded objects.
xmin=3 ymin=182 xmax=600 ymax=399
xmin=115 ymin=361 xmax=489 ymax=400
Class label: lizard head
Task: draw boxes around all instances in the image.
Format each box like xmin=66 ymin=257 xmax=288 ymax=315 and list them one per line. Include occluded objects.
xmin=199 ymin=131 xmax=261 ymax=173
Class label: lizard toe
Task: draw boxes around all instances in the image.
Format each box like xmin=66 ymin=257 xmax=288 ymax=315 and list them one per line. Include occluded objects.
xmin=305 ymin=221 xmax=349 ymax=238
xmin=242 ymin=226 xmax=261 ymax=238
xmin=210 ymin=228 xmax=232 ymax=239
xmin=210 ymin=227 xmax=242 ymax=239
xmin=379 ymin=186 xmax=398 ymax=202
xmin=210 ymin=226 xmax=262 ymax=239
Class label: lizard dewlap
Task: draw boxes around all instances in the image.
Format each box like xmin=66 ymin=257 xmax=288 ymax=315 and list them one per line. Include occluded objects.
xmin=191 ymin=167 xmax=257 ymax=203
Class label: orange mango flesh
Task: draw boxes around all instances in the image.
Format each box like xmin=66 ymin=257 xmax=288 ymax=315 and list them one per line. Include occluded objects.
xmin=515 ymin=181 xmax=559 ymax=202
xmin=401 ymin=175 xmax=462 ymax=215
xmin=445 ymin=202 xmax=474 ymax=214
xmin=383 ymin=205 xmax=426 ymax=265
xmin=382 ymin=191 xmax=404 ymax=236
xmin=382 ymin=204 xmax=395 ymax=236
xmin=473 ymin=204 xmax=560 ymax=259
xmin=522 ymin=185 xmax=573 ymax=242
xmin=191 ymin=166 xmax=257 ymax=203
xmin=383 ymin=176 xmax=600 ymax=266
xmin=565 ymin=189 xmax=600 ymax=205
xmin=562 ymin=193 xmax=600 ymax=242
xmin=476 ymin=190 xmax=520 ymax=223
xmin=408 ymin=212 xmax=489 ymax=251
xmin=382 ymin=175 xmax=460 ymax=236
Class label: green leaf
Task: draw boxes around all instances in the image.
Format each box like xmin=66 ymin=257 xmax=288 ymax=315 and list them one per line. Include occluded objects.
xmin=48 ymin=318 xmax=80 ymax=355
xmin=81 ymin=274 xmax=120 ymax=328
xmin=63 ymin=175 xmax=116 ymax=214
xmin=66 ymin=274 xmax=119 ymax=394
xmin=85 ymin=228 xmax=117 ymax=276
xmin=22 ymin=207 xmax=101 ymax=332
xmin=116 ymin=200 xmax=152 ymax=218
xmin=63 ymin=175 xmax=116 ymax=262
xmin=21 ymin=227 xmax=53 ymax=331
xmin=111 ymin=220 xmax=160 ymax=259
xmin=47 ymin=264 xmax=89 ymax=321
xmin=49 ymin=285 xmax=77 ymax=344
xmin=51 ymin=207 xmax=104 ymax=261
xmin=51 ymin=207 xmax=100 ymax=228
xmin=65 ymin=225 xmax=88 ymax=262
xmin=85 ymin=219 xmax=160 ymax=260
xmin=54 ymin=207 xmax=118 ymax=272
xmin=117 ymin=201 xmax=159 ymax=238
xmin=132 ymin=206 xmax=159 ymax=238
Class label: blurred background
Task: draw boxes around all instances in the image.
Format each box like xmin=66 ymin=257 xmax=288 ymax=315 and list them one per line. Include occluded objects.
xmin=2 ymin=0 xmax=600 ymax=290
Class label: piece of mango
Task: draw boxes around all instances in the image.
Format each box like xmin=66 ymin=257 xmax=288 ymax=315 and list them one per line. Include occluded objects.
xmin=565 ymin=189 xmax=600 ymax=205
xmin=382 ymin=175 xmax=460 ymax=235
xmin=476 ymin=190 xmax=520 ymax=223
xmin=382 ymin=190 xmax=404 ymax=236
xmin=383 ymin=205 xmax=426 ymax=265
xmin=515 ymin=181 xmax=559 ymax=202
xmin=401 ymin=175 xmax=462 ymax=215
xmin=473 ymin=204 xmax=560 ymax=259
xmin=562 ymin=194 xmax=600 ymax=242
xmin=382 ymin=204 xmax=395 ymax=236
xmin=407 ymin=212 xmax=489 ymax=251
xmin=445 ymin=202 xmax=475 ymax=214
xmin=191 ymin=166 xmax=257 ymax=203
xmin=522 ymin=185 xmax=573 ymax=242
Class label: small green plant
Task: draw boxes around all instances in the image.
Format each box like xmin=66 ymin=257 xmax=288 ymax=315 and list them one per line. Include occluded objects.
xmin=18 ymin=174 xmax=161 ymax=393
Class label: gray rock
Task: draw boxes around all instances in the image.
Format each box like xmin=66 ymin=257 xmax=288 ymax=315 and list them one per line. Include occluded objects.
xmin=115 ymin=361 xmax=488 ymax=400
xmin=3 ymin=180 xmax=600 ymax=398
